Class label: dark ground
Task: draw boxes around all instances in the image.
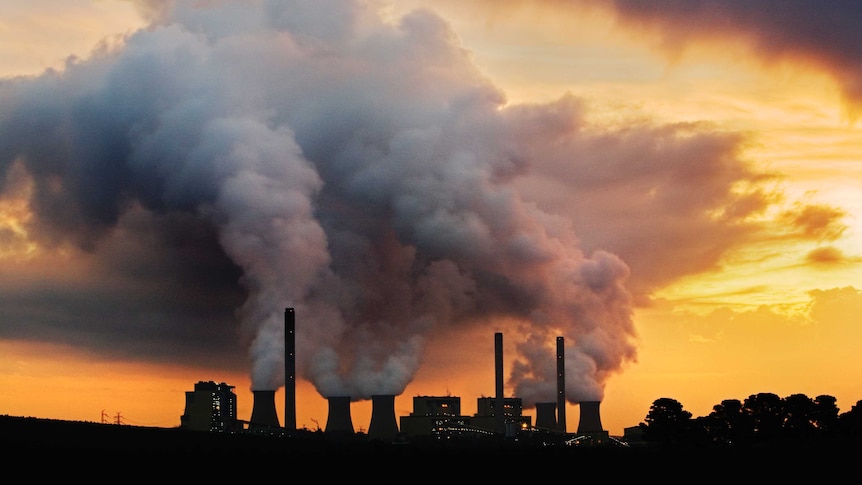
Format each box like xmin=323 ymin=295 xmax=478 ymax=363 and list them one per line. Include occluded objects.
xmin=0 ymin=414 xmax=855 ymax=479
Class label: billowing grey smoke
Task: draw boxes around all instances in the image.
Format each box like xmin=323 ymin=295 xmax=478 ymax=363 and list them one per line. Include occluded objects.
xmin=0 ymin=0 xmax=642 ymax=404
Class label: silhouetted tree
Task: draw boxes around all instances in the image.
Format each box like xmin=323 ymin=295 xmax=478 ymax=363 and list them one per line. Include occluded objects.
xmin=744 ymin=393 xmax=784 ymax=443
xmin=703 ymin=398 xmax=754 ymax=446
xmin=639 ymin=392 xmax=859 ymax=448
xmin=838 ymin=400 xmax=862 ymax=438
xmin=639 ymin=397 xmax=692 ymax=446
xmin=811 ymin=394 xmax=840 ymax=436
xmin=782 ymin=393 xmax=816 ymax=440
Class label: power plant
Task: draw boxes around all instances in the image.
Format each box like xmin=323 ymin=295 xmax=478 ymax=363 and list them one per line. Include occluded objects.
xmin=181 ymin=307 xmax=615 ymax=446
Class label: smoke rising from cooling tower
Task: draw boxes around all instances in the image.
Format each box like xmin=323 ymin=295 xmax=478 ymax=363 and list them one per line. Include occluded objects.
xmin=0 ymin=1 xmax=645 ymax=408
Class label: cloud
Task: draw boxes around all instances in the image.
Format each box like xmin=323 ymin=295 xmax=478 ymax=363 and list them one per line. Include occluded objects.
xmin=781 ymin=202 xmax=848 ymax=241
xmin=806 ymin=246 xmax=847 ymax=264
xmin=589 ymin=0 xmax=862 ymax=119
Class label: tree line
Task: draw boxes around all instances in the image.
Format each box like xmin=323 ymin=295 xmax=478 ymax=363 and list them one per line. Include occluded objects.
xmin=637 ymin=393 xmax=862 ymax=447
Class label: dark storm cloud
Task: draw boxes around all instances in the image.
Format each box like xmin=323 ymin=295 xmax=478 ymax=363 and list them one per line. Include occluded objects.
xmin=0 ymin=203 xmax=248 ymax=369
xmin=600 ymin=0 xmax=862 ymax=111
xmin=0 ymin=0 xmax=836 ymax=407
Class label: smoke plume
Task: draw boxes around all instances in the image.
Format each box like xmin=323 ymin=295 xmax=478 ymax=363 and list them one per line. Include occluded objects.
xmin=4 ymin=0 xmax=808 ymax=406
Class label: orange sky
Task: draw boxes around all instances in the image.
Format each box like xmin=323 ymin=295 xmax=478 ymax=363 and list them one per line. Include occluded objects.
xmin=1 ymin=1 xmax=861 ymax=437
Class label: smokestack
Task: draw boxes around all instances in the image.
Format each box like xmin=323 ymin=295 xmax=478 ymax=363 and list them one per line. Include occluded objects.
xmin=577 ymin=401 xmax=604 ymax=434
xmin=284 ymin=307 xmax=296 ymax=431
xmin=367 ymin=394 xmax=399 ymax=442
xmin=556 ymin=336 xmax=566 ymax=433
xmin=534 ymin=402 xmax=557 ymax=430
xmin=495 ymin=332 xmax=504 ymax=433
xmin=249 ymin=390 xmax=280 ymax=429
xmin=325 ymin=396 xmax=355 ymax=434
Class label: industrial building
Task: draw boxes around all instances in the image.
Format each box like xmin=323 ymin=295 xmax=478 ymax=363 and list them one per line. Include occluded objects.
xmin=399 ymin=395 xmax=531 ymax=438
xmin=179 ymin=381 xmax=239 ymax=433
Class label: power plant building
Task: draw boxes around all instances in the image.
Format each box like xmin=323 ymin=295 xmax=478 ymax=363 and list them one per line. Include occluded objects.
xmin=474 ymin=396 xmax=531 ymax=435
xmin=180 ymin=381 xmax=238 ymax=433
xmin=399 ymin=395 xmax=530 ymax=438
xmin=400 ymin=396 xmax=470 ymax=438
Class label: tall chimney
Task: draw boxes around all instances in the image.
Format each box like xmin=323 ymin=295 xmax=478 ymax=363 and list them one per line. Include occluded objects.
xmin=249 ymin=390 xmax=280 ymax=429
xmin=494 ymin=332 xmax=504 ymax=433
xmin=577 ymin=401 xmax=604 ymax=434
xmin=556 ymin=336 xmax=566 ymax=433
xmin=284 ymin=308 xmax=296 ymax=431
xmin=367 ymin=394 xmax=399 ymax=442
xmin=325 ymin=396 xmax=355 ymax=434
xmin=534 ymin=402 xmax=557 ymax=430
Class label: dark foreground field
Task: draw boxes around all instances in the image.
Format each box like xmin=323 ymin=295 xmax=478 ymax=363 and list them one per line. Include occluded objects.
xmin=0 ymin=414 xmax=855 ymax=479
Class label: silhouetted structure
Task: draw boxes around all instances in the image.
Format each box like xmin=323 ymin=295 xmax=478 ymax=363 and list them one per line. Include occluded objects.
xmin=576 ymin=400 xmax=610 ymax=444
xmin=495 ymin=331 xmax=505 ymax=433
xmin=325 ymin=396 xmax=354 ymax=434
xmin=578 ymin=400 xmax=604 ymax=433
xmin=180 ymin=381 xmax=238 ymax=432
xmin=399 ymin=394 xmax=529 ymax=438
xmin=249 ymin=390 xmax=280 ymax=430
xmin=368 ymin=394 xmax=399 ymax=441
xmin=285 ymin=307 xmax=296 ymax=431
xmin=400 ymin=395 xmax=468 ymax=437
xmin=557 ymin=336 xmax=567 ymax=432
xmin=475 ymin=396 xmax=530 ymax=435
xmin=535 ymin=402 xmax=558 ymax=431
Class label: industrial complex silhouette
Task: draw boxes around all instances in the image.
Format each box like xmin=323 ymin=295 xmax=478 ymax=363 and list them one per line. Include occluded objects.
xmin=179 ymin=308 xmax=617 ymax=446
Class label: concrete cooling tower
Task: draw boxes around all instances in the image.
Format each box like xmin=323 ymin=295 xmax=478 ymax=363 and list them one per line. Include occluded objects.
xmin=325 ymin=396 xmax=355 ymax=434
xmin=367 ymin=394 xmax=399 ymax=442
xmin=577 ymin=400 xmax=604 ymax=433
xmin=249 ymin=389 xmax=280 ymax=429
xmin=534 ymin=402 xmax=558 ymax=430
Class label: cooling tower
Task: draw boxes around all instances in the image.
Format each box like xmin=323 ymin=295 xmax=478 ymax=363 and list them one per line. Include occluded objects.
xmin=249 ymin=390 xmax=280 ymax=429
xmin=284 ymin=308 xmax=296 ymax=431
xmin=325 ymin=396 xmax=355 ymax=434
xmin=577 ymin=401 xmax=604 ymax=434
xmin=534 ymin=402 xmax=557 ymax=430
xmin=367 ymin=394 xmax=399 ymax=442
xmin=556 ymin=336 xmax=566 ymax=433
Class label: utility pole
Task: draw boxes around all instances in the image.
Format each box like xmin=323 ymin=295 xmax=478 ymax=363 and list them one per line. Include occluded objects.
xmin=101 ymin=409 xmax=108 ymax=424
xmin=114 ymin=412 xmax=123 ymax=425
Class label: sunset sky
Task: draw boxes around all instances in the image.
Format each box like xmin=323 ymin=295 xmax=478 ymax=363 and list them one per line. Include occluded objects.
xmin=1 ymin=0 xmax=861 ymax=437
